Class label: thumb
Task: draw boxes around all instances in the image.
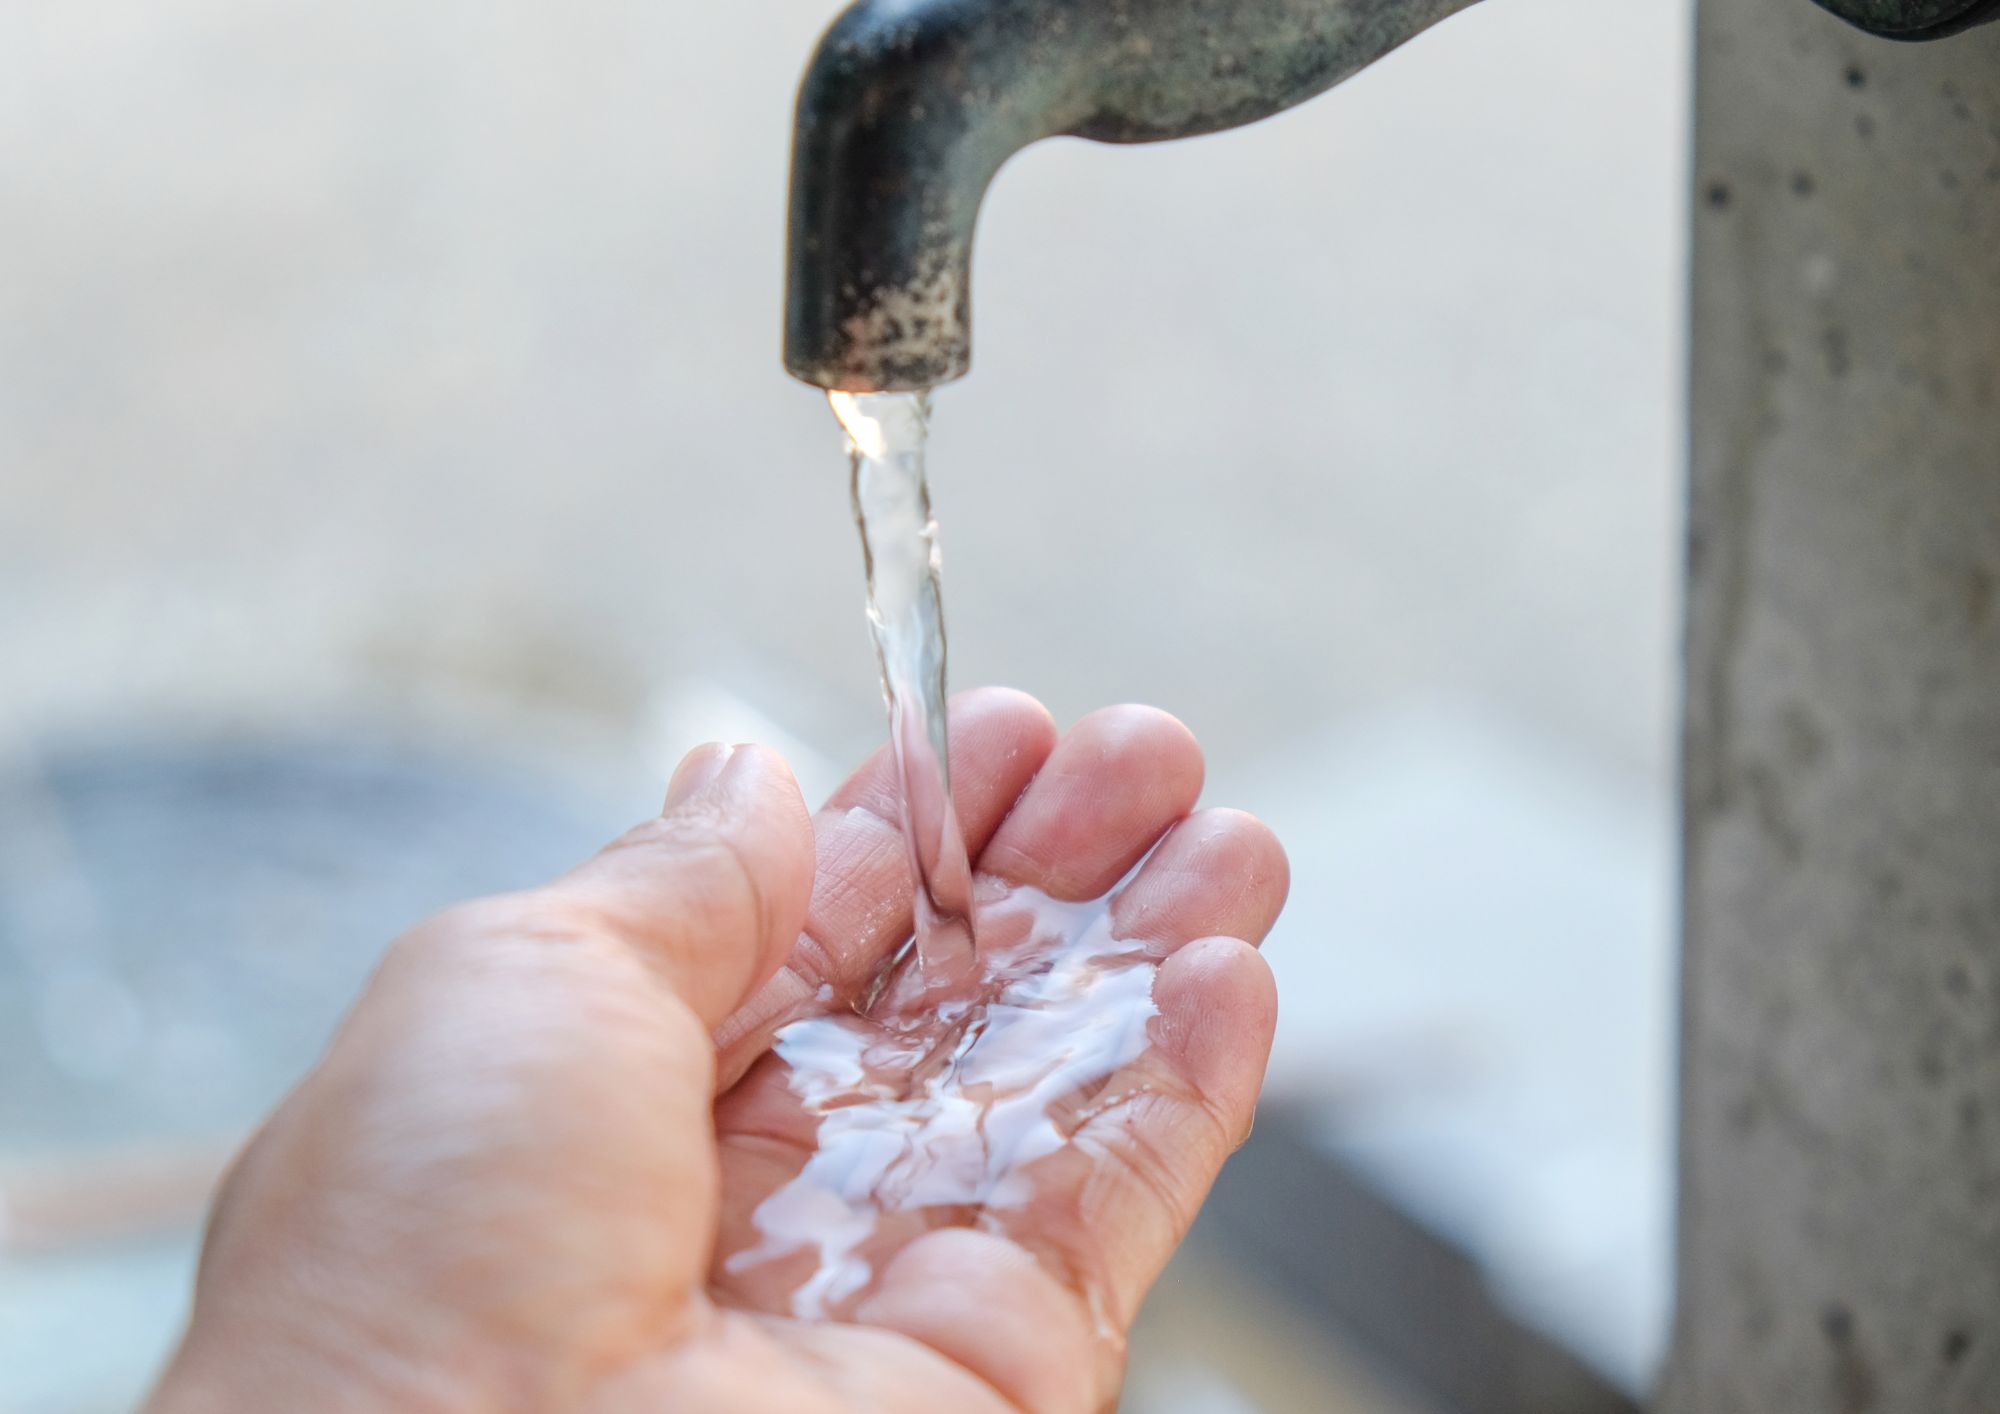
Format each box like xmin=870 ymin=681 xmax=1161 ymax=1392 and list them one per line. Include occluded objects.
xmin=541 ymin=743 xmax=815 ymax=1028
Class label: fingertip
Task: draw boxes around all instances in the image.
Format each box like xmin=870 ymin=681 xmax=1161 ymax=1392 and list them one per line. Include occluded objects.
xmin=720 ymin=741 xmax=809 ymax=819
xmin=1151 ymin=938 xmax=1278 ymax=1140
xmin=1157 ymin=935 xmax=1280 ymax=1034
xmin=671 ymin=742 xmax=815 ymax=905
xmin=550 ymin=741 xmax=818 ymax=1027
xmin=716 ymin=743 xmax=816 ymax=960
xmin=1201 ymin=809 xmax=1291 ymax=913
xmin=949 ymin=689 xmax=1060 ymax=840
xmin=980 ymin=704 xmax=1206 ymax=900
xmin=948 ymin=684 xmax=1057 ymax=741
xmin=1111 ymin=808 xmax=1290 ymax=952
xmin=1074 ymin=705 xmax=1205 ymax=789
xmin=824 ymin=688 xmax=1056 ymax=818
xmin=663 ymin=742 xmax=733 ymax=811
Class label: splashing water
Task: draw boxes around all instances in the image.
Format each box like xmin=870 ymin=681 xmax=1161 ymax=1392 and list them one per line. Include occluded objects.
xmin=714 ymin=393 xmax=1173 ymax=1338
xmin=721 ymin=881 xmax=1161 ymax=1327
xmin=832 ymin=391 xmax=978 ymax=983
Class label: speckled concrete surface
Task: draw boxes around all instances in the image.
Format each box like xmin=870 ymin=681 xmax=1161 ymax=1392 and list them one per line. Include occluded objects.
xmin=1668 ymin=7 xmax=2000 ymax=1411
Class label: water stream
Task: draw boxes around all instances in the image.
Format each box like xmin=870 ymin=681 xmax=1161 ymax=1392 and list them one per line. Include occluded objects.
xmin=832 ymin=390 xmax=978 ymax=983
xmin=716 ymin=393 xmax=1171 ymax=1337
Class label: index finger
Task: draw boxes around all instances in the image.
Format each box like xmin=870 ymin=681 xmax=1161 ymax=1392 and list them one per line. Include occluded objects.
xmin=713 ymin=687 xmax=1057 ymax=1085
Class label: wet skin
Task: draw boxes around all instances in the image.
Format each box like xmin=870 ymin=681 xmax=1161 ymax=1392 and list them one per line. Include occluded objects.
xmin=148 ymin=689 xmax=1289 ymax=1414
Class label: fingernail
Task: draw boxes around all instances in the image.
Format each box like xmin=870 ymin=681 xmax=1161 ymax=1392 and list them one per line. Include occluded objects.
xmin=712 ymin=743 xmax=774 ymax=799
xmin=664 ymin=744 xmax=734 ymax=811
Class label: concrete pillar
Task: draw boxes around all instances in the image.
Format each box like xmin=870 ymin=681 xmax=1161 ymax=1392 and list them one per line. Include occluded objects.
xmin=1667 ymin=5 xmax=2000 ymax=1411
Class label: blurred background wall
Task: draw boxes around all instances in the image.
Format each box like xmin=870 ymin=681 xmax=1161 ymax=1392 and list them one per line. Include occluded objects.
xmin=0 ymin=0 xmax=1690 ymax=1408
xmin=1670 ymin=8 xmax=2000 ymax=1411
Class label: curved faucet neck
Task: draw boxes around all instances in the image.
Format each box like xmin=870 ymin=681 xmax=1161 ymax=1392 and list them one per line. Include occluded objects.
xmin=784 ymin=0 xmax=1484 ymax=392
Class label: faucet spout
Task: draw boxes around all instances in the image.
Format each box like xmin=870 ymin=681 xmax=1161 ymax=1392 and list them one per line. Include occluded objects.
xmin=784 ymin=0 xmax=1482 ymax=393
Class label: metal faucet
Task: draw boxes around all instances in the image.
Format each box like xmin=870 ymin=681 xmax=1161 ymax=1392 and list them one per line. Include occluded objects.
xmin=783 ymin=0 xmax=2000 ymax=393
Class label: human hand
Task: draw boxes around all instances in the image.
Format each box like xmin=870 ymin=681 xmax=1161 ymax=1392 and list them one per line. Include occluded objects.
xmin=148 ymin=690 xmax=1288 ymax=1413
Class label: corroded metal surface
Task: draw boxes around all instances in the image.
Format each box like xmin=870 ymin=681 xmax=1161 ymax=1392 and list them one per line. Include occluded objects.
xmin=783 ymin=0 xmax=1478 ymax=391
xmin=783 ymin=0 xmax=1998 ymax=393
xmin=1812 ymin=0 xmax=2000 ymax=38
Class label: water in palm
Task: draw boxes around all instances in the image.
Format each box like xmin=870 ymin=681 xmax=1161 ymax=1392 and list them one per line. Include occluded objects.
xmin=718 ymin=394 xmax=1170 ymax=1339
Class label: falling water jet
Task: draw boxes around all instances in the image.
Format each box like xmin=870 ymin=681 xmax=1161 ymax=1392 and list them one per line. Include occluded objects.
xmin=833 ymin=390 xmax=978 ymax=984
